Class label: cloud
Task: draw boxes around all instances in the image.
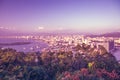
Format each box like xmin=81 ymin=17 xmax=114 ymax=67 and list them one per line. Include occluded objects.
xmin=38 ymin=26 xmax=44 ymax=30
xmin=0 ymin=27 xmax=4 ymax=29
xmin=0 ymin=27 xmax=15 ymax=30
xmin=58 ymin=27 xmax=64 ymax=30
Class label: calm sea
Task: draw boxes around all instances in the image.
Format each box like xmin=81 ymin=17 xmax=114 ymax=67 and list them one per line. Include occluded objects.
xmin=0 ymin=38 xmax=48 ymax=52
xmin=113 ymin=50 xmax=120 ymax=61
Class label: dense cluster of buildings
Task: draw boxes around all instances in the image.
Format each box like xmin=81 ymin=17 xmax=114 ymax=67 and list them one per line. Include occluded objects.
xmin=2 ymin=34 xmax=120 ymax=53
xmin=26 ymin=35 xmax=119 ymax=53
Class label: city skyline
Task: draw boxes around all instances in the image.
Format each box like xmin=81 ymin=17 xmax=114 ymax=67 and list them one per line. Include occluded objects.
xmin=0 ymin=0 xmax=120 ymax=34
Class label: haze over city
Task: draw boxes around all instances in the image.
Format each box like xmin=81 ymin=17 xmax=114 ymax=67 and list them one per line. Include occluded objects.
xmin=0 ymin=0 xmax=120 ymax=34
xmin=1 ymin=0 xmax=120 ymax=80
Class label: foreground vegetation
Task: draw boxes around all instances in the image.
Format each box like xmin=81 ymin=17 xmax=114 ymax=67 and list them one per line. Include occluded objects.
xmin=0 ymin=44 xmax=120 ymax=80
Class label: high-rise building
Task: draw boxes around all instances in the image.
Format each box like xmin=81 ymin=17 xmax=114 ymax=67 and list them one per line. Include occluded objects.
xmin=108 ymin=40 xmax=114 ymax=51
xmin=101 ymin=40 xmax=114 ymax=52
xmin=96 ymin=40 xmax=114 ymax=52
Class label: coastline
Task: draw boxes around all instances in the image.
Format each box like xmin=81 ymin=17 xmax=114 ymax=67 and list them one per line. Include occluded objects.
xmin=0 ymin=42 xmax=31 ymax=46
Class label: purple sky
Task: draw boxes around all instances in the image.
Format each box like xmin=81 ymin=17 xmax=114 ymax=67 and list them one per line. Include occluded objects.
xmin=0 ymin=0 xmax=120 ymax=34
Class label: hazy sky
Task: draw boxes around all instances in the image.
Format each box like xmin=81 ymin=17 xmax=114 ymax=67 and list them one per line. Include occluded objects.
xmin=0 ymin=0 xmax=120 ymax=34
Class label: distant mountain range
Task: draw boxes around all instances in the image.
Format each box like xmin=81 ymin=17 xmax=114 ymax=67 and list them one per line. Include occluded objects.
xmin=88 ymin=32 xmax=120 ymax=37
xmin=1 ymin=28 xmax=120 ymax=37
xmin=0 ymin=29 xmax=88 ymax=36
xmin=0 ymin=29 xmax=29 ymax=36
xmin=0 ymin=29 xmax=16 ymax=36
